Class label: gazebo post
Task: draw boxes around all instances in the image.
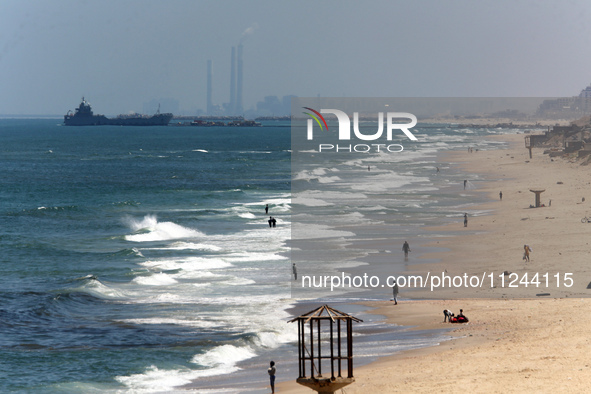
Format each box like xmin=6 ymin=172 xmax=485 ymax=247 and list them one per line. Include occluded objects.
xmin=298 ymin=319 xmax=302 ymax=378
xmin=337 ymin=319 xmax=342 ymax=377
xmin=347 ymin=318 xmax=353 ymax=378
xmin=330 ymin=319 xmax=334 ymax=380
xmin=310 ymin=319 xmax=314 ymax=378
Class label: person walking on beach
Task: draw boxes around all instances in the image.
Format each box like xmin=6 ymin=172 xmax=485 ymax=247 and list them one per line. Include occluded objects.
xmin=499 ymin=191 xmax=503 ymax=201
xmin=523 ymin=244 xmax=532 ymax=262
xmin=392 ymin=280 xmax=399 ymax=305
xmin=292 ymin=263 xmax=297 ymax=281
xmin=464 ymin=213 xmax=468 ymax=227
xmin=402 ymin=241 xmax=411 ymax=260
xmin=464 ymin=180 xmax=467 ymax=190
xmin=268 ymin=361 xmax=276 ymax=393
xmin=265 ymin=204 xmax=268 ymax=214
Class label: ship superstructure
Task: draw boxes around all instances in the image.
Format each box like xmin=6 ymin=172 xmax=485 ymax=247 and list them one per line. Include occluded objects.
xmin=64 ymin=98 xmax=173 ymax=126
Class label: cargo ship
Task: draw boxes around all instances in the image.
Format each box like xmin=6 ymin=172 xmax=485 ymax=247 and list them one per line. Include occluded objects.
xmin=64 ymin=98 xmax=173 ymax=126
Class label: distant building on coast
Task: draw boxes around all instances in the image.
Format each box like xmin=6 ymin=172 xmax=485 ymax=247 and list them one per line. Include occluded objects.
xmin=537 ymin=83 xmax=591 ymax=119
xmin=580 ymin=84 xmax=591 ymax=98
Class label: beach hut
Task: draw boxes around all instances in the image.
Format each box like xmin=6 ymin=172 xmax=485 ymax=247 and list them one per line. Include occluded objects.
xmin=288 ymin=304 xmax=363 ymax=393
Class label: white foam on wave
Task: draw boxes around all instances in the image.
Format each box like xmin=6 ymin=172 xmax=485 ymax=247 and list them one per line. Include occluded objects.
xmin=120 ymin=317 xmax=223 ymax=329
xmin=74 ymin=280 xmax=127 ymax=300
xmin=116 ymin=365 xmax=199 ymax=392
xmin=219 ymin=277 xmax=256 ymax=286
xmin=192 ymin=344 xmax=256 ymax=369
xmin=132 ymin=273 xmax=178 ymax=286
xmin=222 ymin=251 xmax=288 ymax=263
xmin=292 ymin=197 xmax=333 ymax=207
xmin=294 ymin=167 xmax=342 ymax=182
xmin=349 ymin=172 xmax=430 ymax=193
xmin=243 ymin=197 xmax=292 ymax=213
xmin=118 ymin=346 xmax=257 ymax=390
xmin=238 ymin=212 xmax=256 ymax=219
xmin=153 ymin=241 xmax=222 ymax=252
xmin=123 ymin=215 xmax=205 ymax=242
xmin=115 ymin=298 xmax=298 ymax=390
xmin=193 ymin=149 xmax=208 ymax=153
xmin=318 ymin=176 xmax=341 ymax=184
xmin=176 ymin=271 xmax=224 ymax=280
xmin=297 ymin=189 xmax=367 ymax=201
xmin=140 ymin=257 xmax=232 ymax=272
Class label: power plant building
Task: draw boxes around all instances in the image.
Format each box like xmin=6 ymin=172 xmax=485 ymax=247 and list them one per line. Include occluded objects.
xmin=206 ymin=45 xmax=244 ymax=116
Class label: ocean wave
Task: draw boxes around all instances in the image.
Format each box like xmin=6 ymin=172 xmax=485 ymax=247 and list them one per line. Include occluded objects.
xmin=219 ymin=277 xmax=256 ymax=286
xmin=149 ymin=242 xmax=222 ymax=252
xmin=292 ymin=197 xmax=333 ymax=207
xmin=243 ymin=197 xmax=291 ymax=212
xmin=120 ymin=317 xmax=223 ymax=329
xmin=132 ymin=273 xmax=178 ymax=286
xmin=318 ymin=176 xmax=341 ymax=184
xmin=66 ymin=279 xmax=127 ymax=300
xmin=238 ymin=212 xmax=256 ymax=219
xmin=139 ymin=257 xmax=233 ymax=272
xmin=110 ymin=247 xmax=145 ymax=258
xmin=116 ymin=365 xmax=199 ymax=392
xmin=114 ymin=346 xmax=256 ymax=390
xmin=192 ymin=344 xmax=256 ymax=369
xmin=221 ymin=252 xmax=288 ymax=263
xmin=123 ymin=215 xmax=205 ymax=242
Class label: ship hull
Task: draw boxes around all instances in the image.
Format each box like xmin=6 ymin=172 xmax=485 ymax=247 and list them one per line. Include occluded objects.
xmin=64 ymin=114 xmax=173 ymax=126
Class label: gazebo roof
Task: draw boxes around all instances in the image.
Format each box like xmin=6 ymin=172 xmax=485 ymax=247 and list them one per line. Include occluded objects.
xmin=288 ymin=304 xmax=363 ymax=324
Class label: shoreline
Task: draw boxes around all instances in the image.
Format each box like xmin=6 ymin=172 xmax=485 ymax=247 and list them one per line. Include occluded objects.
xmin=277 ymin=131 xmax=591 ymax=392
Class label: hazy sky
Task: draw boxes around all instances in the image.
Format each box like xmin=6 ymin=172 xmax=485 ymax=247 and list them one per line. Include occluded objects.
xmin=2 ymin=0 xmax=591 ymax=115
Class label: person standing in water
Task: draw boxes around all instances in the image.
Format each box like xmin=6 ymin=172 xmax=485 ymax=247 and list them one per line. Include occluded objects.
xmin=402 ymin=241 xmax=411 ymax=260
xmin=292 ymin=263 xmax=297 ymax=280
xmin=464 ymin=213 xmax=468 ymax=227
xmin=265 ymin=204 xmax=269 ymax=214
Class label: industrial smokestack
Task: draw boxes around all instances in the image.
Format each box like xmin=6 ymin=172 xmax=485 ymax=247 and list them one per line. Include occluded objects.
xmin=236 ymin=44 xmax=243 ymax=114
xmin=229 ymin=47 xmax=236 ymax=114
xmin=207 ymin=60 xmax=213 ymax=115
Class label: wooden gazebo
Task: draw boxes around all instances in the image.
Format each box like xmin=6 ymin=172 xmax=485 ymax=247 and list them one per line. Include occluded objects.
xmin=288 ymin=305 xmax=363 ymax=394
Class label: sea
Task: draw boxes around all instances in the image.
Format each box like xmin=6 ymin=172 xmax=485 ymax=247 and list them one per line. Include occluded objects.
xmin=0 ymin=118 xmax=532 ymax=393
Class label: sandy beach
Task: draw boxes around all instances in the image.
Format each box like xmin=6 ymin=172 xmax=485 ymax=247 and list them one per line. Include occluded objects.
xmin=277 ymin=132 xmax=591 ymax=393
